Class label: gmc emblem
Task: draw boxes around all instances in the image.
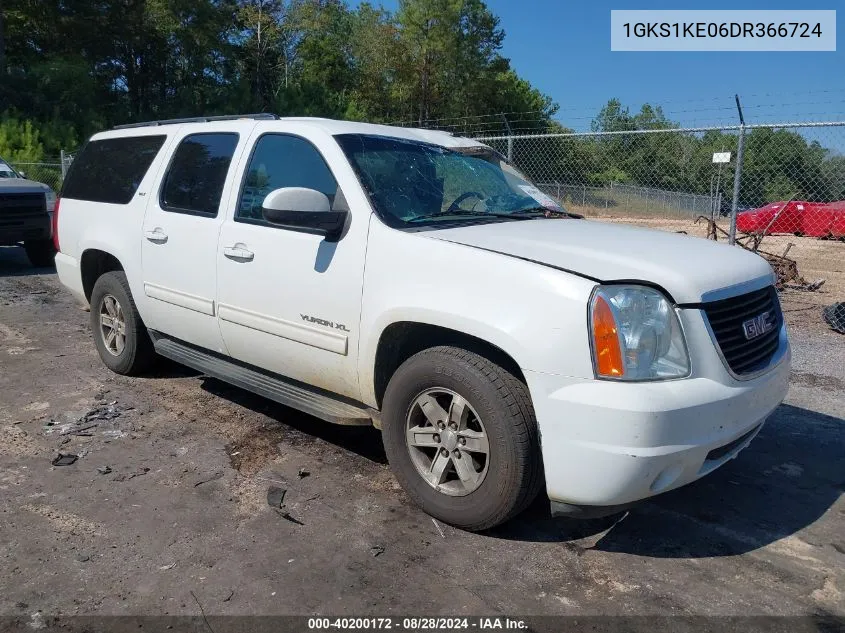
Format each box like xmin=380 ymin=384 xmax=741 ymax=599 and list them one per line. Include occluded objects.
xmin=742 ymin=311 xmax=774 ymax=340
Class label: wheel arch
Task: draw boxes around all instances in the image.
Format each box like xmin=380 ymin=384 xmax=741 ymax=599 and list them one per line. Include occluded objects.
xmin=80 ymin=249 xmax=125 ymax=303
xmin=370 ymin=320 xmax=527 ymax=409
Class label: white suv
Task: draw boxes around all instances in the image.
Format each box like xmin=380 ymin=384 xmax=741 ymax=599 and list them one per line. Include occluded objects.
xmin=54 ymin=114 xmax=790 ymax=530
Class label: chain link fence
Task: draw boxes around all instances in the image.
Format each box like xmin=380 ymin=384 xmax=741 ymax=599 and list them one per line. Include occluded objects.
xmin=477 ymin=122 xmax=845 ymax=326
xmin=7 ymin=161 xmax=64 ymax=191
xmin=7 ymin=152 xmax=74 ymax=192
xmin=3 ymin=126 xmax=843 ymax=330
xmin=534 ymin=181 xmax=718 ymax=218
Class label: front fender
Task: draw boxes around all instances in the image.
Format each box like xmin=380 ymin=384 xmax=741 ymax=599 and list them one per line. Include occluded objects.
xmin=357 ymin=218 xmax=597 ymax=407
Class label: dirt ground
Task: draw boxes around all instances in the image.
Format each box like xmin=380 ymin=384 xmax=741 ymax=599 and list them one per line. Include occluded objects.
xmin=0 ymin=244 xmax=843 ymax=632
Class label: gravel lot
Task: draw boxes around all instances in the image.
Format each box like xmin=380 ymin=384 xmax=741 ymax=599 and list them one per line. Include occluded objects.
xmin=0 ymin=245 xmax=843 ymax=631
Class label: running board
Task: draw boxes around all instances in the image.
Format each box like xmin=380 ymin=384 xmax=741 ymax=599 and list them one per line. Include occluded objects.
xmin=152 ymin=336 xmax=375 ymax=426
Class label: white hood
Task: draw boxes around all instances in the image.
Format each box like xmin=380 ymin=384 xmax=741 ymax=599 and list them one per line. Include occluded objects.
xmin=426 ymin=219 xmax=774 ymax=304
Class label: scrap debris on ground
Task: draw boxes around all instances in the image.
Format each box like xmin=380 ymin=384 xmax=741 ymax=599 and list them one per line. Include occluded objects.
xmin=695 ymin=215 xmax=827 ymax=292
xmin=823 ymin=302 xmax=845 ymax=334
xmin=266 ymin=485 xmax=287 ymax=509
xmin=50 ymin=453 xmax=78 ymax=467
xmin=44 ymin=401 xmax=135 ymax=438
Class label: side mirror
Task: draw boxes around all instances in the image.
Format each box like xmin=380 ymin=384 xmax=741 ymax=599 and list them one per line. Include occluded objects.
xmin=18 ymin=170 xmax=26 ymax=178
xmin=262 ymin=187 xmax=347 ymax=240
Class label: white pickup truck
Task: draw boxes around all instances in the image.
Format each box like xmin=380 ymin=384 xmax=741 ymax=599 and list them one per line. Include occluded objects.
xmin=55 ymin=114 xmax=790 ymax=530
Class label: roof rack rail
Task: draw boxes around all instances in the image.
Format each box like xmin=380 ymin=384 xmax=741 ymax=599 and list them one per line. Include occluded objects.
xmin=113 ymin=113 xmax=279 ymax=130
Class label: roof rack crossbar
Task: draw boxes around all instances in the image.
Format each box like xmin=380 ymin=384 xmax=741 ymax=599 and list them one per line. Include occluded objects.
xmin=113 ymin=113 xmax=279 ymax=130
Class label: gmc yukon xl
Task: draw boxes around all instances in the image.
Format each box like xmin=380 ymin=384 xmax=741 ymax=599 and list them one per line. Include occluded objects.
xmin=54 ymin=114 xmax=790 ymax=530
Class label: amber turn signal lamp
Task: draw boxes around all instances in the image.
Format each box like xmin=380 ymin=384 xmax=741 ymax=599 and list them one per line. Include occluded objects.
xmin=591 ymin=294 xmax=625 ymax=378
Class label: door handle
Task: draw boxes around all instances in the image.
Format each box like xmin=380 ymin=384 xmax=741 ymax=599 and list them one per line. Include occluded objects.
xmin=223 ymin=244 xmax=254 ymax=262
xmin=144 ymin=228 xmax=168 ymax=244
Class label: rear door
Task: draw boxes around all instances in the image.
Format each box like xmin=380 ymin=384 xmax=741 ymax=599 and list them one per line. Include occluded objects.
xmin=141 ymin=122 xmax=254 ymax=353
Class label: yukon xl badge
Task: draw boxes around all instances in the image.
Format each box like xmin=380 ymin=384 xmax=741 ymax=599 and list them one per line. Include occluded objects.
xmin=742 ymin=311 xmax=774 ymax=340
xmin=301 ymin=314 xmax=350 ymax=332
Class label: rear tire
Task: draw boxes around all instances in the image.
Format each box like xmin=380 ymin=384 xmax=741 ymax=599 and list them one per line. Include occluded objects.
xmin=24 ymin=239 xmax=56 ymax=268
xmin=89 ymin=271 xmax=156 ymax=375
xmin=382 ymin=346 xmax=542 ymax=531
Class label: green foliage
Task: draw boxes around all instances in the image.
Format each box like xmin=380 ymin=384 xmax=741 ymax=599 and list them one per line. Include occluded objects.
xmin=0 ymin=115 xmax=45 ymax=162
xmin=0 ymin=2 xmax=838 ymax=208
xmin=0 ymin=0 xmax=556 ymax=139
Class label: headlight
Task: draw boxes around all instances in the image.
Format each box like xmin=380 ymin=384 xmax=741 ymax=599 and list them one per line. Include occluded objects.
xmin=44 ymin=189 xmax=57 ymax=211
xmin=589 ymin=285 xmax=690 ymax=381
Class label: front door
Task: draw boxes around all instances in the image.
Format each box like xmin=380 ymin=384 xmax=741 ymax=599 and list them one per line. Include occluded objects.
xmin=141 ymin=124 xmax=253 ymax=353
xmin=216 ymin=130 xmax=368 ymax=400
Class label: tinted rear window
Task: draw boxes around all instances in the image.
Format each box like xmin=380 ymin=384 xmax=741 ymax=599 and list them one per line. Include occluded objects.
xmin=62 ymin=135 xmax=166 ymax=204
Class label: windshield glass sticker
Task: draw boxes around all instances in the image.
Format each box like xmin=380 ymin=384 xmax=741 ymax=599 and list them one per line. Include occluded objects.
xmin=518 ymin=185 xmax=563 ymax=211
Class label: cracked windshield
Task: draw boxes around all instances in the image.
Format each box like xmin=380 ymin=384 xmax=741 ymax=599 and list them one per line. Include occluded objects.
xmin=336 ymin=134 xmax=566 ymax=227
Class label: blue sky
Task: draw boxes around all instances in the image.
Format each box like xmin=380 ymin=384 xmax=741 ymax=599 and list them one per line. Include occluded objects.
xmin=368 ymin=0 xmax=844 ymax=131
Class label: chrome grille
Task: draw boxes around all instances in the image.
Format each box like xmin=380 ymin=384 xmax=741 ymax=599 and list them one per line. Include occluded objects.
xmin=703 ymin=286 xmax=782 ymax=376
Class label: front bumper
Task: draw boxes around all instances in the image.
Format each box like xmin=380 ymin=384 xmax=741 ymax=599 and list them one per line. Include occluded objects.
xmin=525 ymin=323 xmax=790 ymax=513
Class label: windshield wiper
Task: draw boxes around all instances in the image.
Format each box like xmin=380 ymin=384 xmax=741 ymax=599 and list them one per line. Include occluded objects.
xmin=510 ymin=206 xmax=584 ymax=219
xmin=407 ymin=210 xmax=540 ymax=223
xmin=505 ymin=208 xmax=549 ymax=217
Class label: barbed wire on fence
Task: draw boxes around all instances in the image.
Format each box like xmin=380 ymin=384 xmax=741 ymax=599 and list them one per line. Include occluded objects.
xmin=387 ymin=88 xmax=845 ymax=136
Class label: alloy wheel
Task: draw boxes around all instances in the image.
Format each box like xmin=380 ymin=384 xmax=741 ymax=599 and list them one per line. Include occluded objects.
xmin=405 ymin=388 xmax=490 ymax=496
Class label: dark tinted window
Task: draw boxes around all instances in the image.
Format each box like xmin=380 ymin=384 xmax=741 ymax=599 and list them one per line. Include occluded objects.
xmin=161 ymin=133 xmax=239 ymax=216
xmin=62 ymin=135 xmax=166 ymax=204
xmin=237 ymin=134 xmax=337 ymax=222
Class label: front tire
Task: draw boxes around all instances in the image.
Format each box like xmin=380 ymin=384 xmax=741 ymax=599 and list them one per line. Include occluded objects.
xmin=89 ymin=271 xmax=155 ymax=375
xmin=24 ymin=239 xmax=56 ymax=268
xmin=382 ymin=346 xmax=542 ymax=531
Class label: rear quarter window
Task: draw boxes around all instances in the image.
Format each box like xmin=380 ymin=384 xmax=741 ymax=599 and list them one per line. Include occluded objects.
xmin=61 ymin=135 xmax=167 ymax=204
